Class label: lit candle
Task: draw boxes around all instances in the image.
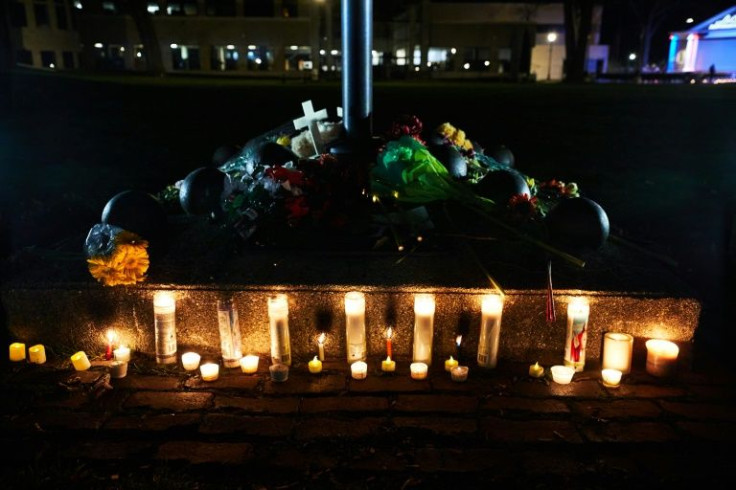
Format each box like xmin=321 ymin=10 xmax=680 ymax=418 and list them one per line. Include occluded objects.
xmin=444 ymin=355 xmax=458 ymax=372
xmin=451 ymin=365 xmax=469 ymax=382
xmin=645 ymin=339 xmax=679 ymax=377
xmin=317 ymin=332 xmax=326 ymax=361
xmin=413 ymin=294 xmax=435 ymax=365
xmin=308 ymin=355 xmax=323 ymax=374
xmin=410 ymin=362 xmax=428 ymax=380
xmin=181 ymin=352 xmax=201 ymax=371
xmin=29 ymin=344 xmax=46 ymax=364
xmin=381 ymin=356 xmax=396 ymax=372
xmin=240 ymin=354 xmax=259 ymax=374
xmin=529 ymin=362 xmax=545 ymax=378
xmin=455 ymin=335 xmax=463 ymax=364
xmin=269 ymin=363 xmax=289 ymax=382
xmin=9 ymin=342 xmax=26 ymax=362
xmin=477 ymin=293 xmax=504 ymax=368
xmin=110 ymin=360 xmax=128 ymax=379
xmin=345 ymin=291 xmax=367 ymax=363
xmin=602 ymin=332 xmax=634 ymax=374
xmin=200 ymin=363 xmax=219 ymax=382
xmin=268 ymin=294 xmax=292 ymax=366
xmin=70 ymin=351 xmax=91 ymax=371
xmin=104 ymin=329 xmax=116 ymax=361
xmin=113 ymin=345 xmax=131 ymax=363
xmin=601 ymin=368 xmax=622 ymax=388
xmin=153 ymin=291 xmax=177 ymax=365
xmin=550 ymin=365 xmax=575 ymax=384
xmin=351 ymin=361 xmax=368 ymax=380
xmin=564 ymin=298 xmax=589 ymax=372
xmin=386 ymin=327 xmax=393 ymax=359
xmin=217 ymin=296 xmax=243 ymax=368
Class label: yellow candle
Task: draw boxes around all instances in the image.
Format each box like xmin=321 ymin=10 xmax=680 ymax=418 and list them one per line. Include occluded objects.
xmin=351 ymin=361 xmax=368 ymax=380
xmin=29 ymin=344 xmax=46 ymax=364
xmin=308 ymin=356 xmax=323 ymax=374
xmin=444 ymin=355 xmax=459 ymax=372
xmin=601 ymin=368 xmax=622 ymax=388
xmin=645 ymin=339 xmax=679 ymax=377
xmin=9 ymin=343 xmax=26 ymax=362
xmin=602 ymin=332 xmax=634 ymax=374
xmin=200 ymin=363 xmax=220 ymax=382
xmin=181 ymin=352 xmax=201 ymax=371
xmin=381 ymin=356 xmax=396 ymax=372
xmin=70 ymin=351 xmax=91 ymax=371
xmin=113 ymin=345 xmax=131 ymax=363
xmin=240 ymin=354 xmax=260 ymax=374
xmin=410 ymin=362 xmax=428 ymax=380
xmin=528 ymin=362 xmax=545 ymax=378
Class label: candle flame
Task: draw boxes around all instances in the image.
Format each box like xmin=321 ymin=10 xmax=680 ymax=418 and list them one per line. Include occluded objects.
xmin=387 ymin=327 xmax=393 ymax=339
xmin=106 ymin=329 xmax=116 ymax=343
xmin=456 ymin=335 xmax=462 ymax=346
xmin=318 ymin=332 xmax=325 ymax=344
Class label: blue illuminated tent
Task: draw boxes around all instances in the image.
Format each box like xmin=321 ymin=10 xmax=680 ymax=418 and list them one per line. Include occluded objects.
xmin=667 ymin=5 xmax=736 ymax=73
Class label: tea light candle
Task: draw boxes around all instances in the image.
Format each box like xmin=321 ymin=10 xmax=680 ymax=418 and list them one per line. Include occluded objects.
xmin=317 ymin=332 xmax=326 ymax=361
xmin=413 ymin=294 xmax=435 ymax=365
xmin=181 ymin=352 xmax=201 ymax=371
xmin=351 ymin=361 xmax=368 ymax=380
xmin=645 ymin=339 xmax=679 ymax=377
xmin=110 ymin=360 xmax=128 ymax=379
xmin=451 ymin=365 xmax=469 ymax=382
xmin=200 ymin=363 xmax=219 ymax=382
xmin=240 ymin=354 xmax=259 ymax=374
xmin=528 ymin=362 xmax=545 ymax=378
xmin=70 ymin=351 xmax=91 ymax=371
xmin=29 ymin=344 xmax=46 ymax=364
xmin=308 ymin=356 xmax=323 ymax=374
xmin=381 ymin=356 xmax=396 ymax=372
xmin=550 ymin=365 xmax=575 ymax=384
xmin=9 ymin=342 xmax=26 ymax=362
xmin=444 ymin=356 xmax=459 ymax=372
xmin=113 ymin=345 xmax=131 ymax=363
xmin=269 ymin=363 xmax=289 ymax=382
xmin=410 ymin=362 xmax=428 ymax=380
xmin=602 ymin=332 xmax=634 ymax=374
xmin=601 ymin=368 xmax=622 ymax=388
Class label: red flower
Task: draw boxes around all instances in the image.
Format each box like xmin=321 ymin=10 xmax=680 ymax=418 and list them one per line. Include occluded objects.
xmin=389 ymin=114 xmax=424 ymax=142
xmin=508 ymin=193 xmax=538 ymax=220
xmin=285 ymin=195 xmax=309 ymax=221
xmin=266 ymin=166 xmax=305 ymax=187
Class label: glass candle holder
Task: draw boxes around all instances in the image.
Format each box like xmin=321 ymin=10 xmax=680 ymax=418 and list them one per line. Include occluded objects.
xmin=240 ymin=355 xmax=259 ymax=374
xmin=217 ymin=296 xmax=243 ymax=368
xmin=268 ymin=295 xmax=291 ymax=366
xmin=477 ymin=293 xmax=503 ymax=368
xmin=645 ymin=339 xmax=679 ymax=377
xmin=345 ymin=291 xmax=367 ymax=363
xmin=602 ymin=332 xmax=634 ymax=374
xmin=601 ymin=368 xmax=622 ymax=388
xmin=451 ymin=365 xmax=469 ymax=382
xmin=351 ymin=361 xmax=368 ymax=380
xmin=153 ymin=292 xmax=177 ymax=365
xmin=200 ymin=363 xmax=219 ymax=382
xmin=550 ymin=365 xmax=575 ymax=384
xmin=410 ymin=362 xmax=428 ymax=380
xmin=181 ymin=352 xmax=201 ymax=371
xmin=413 ymin=294 xmax=435 ymax=365
xmin=269 ymin=363 xmax=289 ymax=383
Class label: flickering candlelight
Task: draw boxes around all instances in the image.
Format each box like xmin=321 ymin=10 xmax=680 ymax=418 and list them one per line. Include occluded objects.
xmin=113 ymin=345 xmax=131 ymax=363
xmin=29 ymin=344 xmax=46 ymax=364
xmin=645 ymin=339 xmax=679 ymax=377
xmin=602 ymin=332 xmax=634 ymax=374
xmin=308 ymin=356 xmax=323 ymax=374
xmin=181 ymin=352 xmax=201 ymax=371
xmin=105 ymin=329 xmax=116 ymax=361
xmin=451 ymin=365 xmax=469 ymax=382
xmin=240 ymin=354 xmax=259 ymax=374
xmin=444 ymin=356 xmax=458 ymax=372
xmin=477 ymin=293 xmax=504 ymax=368
xmin=200 ymin=363 xmax=219 ymax=382
xmin=153 ymin=291 xmax=177 ymax=365
xmin=381 ymin=356 xmax=396 ymax=372
xmin=455 ymin=335 xmax=463 ymax=363
xmin=70 ymin=351 xmax=91 ymax=371
xmin=528 ymin=362 xmax=545 ymax=378
xmin=601 ymin=368 xmax=622 ymax=388
xmin=410 ymin=362 xmax=428 ymax=380
xmin=551 ymin=365 xmax=575 ymax=384
xmin=345 ymin=291 xmax=367 ymax=363
xmin=564 ymin=298 xmax=589 ymax=372
xmin=9 ymin=343 xmax=26 ymax=362
xmin=386 ymin=327 xmax=393 ymax=359
xmin=413 ymin=294 xmax=435 ymax=365
xmin=351 ymin=361 xmax=368 ymax=379
xmin=318 ymin=332 xmax=326 ymax=361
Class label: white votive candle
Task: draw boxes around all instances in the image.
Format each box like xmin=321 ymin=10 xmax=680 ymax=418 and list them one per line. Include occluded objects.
xmin=9 ymin=342 xmax=26 ymax=362
xmin=550 ymin=365 xmax=575 ymax=384
xmin=601 ymin=368 xmax=622 ymax=388
xmin=113 ymin=345 xmax=131 ymax=363
xmin=451 ymin=365 xmax=469 ymax=382
xmin=351 ymin=360 xmax=368 ymax=380
xmin=181 ymin=352 xmax=201 ymax=371
xmin=110 ymin=361 xmax=129 ymax=379
xmin=602 ymin=332 xmax=634 ymax=374
xmin=645 ymin=339 xmax=679 ymax=377
xmin=200 ymin=363 xmax=219 ymax=382
xmin=240 ymin=354 xmax=260 ymax=374
xmin=70 ymin=351 xmax=91 ymax=371
xmin=410 ymin=362 xmax=428 ymax=380
xmin=29 ymin=344 xmax=46 ymax=364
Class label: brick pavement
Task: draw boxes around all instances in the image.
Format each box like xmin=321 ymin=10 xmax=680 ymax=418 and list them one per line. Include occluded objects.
xmin=1 ymin=354 xmax=735 ymax=489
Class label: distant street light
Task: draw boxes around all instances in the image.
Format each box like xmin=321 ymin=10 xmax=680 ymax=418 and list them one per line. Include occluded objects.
xmin=686 ymin=17 xmax=694 ymax=24
xmin=546 ymin=32 xmax=557 ymax=81
xmin=628 ymin=53 xmax=637 ymax=61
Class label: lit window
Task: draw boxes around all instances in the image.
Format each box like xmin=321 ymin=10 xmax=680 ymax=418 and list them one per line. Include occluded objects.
xmin=170 ymin=43 xmax=179 ymax=49
xmin=226 ymin=44 xmax=235 ymax=50
xmin=450 ymin=48 xmax=457 ymax=55
xmin=147 ymin=3 xmax=159 ymax=14
xmin=94 ymin=43 xmax=104 ymax=48
xmin=319 ymin=49 xmax=325 ymax=55
xmin=248 ymin=45 xmax=257 ymax=50
xmin=463 ymin=62 xmax=470 ymax=70
xmin=290 ymin=45 xmax=298 ymax=50
xmin=74 ymin=1 xmax=82 ymax=9
xmin=330 ymin=49 xmax=339 ymax=56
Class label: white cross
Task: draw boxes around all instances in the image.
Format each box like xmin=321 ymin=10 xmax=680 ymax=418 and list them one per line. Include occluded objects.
xmin=293 ymin=100 xmax=328 ymax=156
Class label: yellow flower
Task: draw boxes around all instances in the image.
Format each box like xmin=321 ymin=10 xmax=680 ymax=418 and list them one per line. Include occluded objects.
xmin=87 ymin=235 xmax=149 ymax=287
xmin=276 ymin=135 xmax=291 ymax=147
xmin=436 ymin=123 xmax=456 ymax=139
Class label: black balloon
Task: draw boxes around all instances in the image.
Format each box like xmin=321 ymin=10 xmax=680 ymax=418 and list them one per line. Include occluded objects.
xmin=545 ymin=197 xmax=610 ymax=250
xmin=212 ymin=144 xmax=240 ymax=166
xmin=491 ymin=145 xmax=515 ymax=167
xmin=179 ymin=167 xmax=228 ymax=217
xmin=430 ymin=144 xmax=467 ymax=179
xmin=101 ymin=190 xmax=166 ymax=242
xmin=476 ymin=169 xmax=530 ymax=205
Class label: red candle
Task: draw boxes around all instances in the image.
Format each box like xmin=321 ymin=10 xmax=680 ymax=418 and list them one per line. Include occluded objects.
xmin=386 ymin=327 xmax=393 ymax=359
xmin=105 ymin=330 xmax=116 ymax=361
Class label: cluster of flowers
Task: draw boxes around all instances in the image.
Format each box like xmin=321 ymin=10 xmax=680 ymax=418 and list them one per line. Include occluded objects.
xmin=86 ymin=227 xmax=149 ymax=286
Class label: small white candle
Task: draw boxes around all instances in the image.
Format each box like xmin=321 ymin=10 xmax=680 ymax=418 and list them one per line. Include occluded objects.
xmin=601 ymin=368 xmax=622 ymax=388
xmin=113 ymin=345 xmax=131 ymax=363
xmin=410 ymin=362 xmax=428 ymax=380
xmin=645 ymin=339 xmax=679 ymax=377
xmin=29 ymin=344 xmax=46 ymax=364
xmin=200 ymin=363 xmax=219 ymax=382
xmin=110 ymin=361 xmax=129 ymax=379
xmin=9 ymin=342 xmax=26 ymax=362
xmin=70 ymin=351 xmax=91 ymax=371
xmin=602 ymin=332 xmax=634 ymax=374
xmin=451 ymin=365 xmax=469 ymax=382
xmin=413 ymin=294 xmax=435 ymax=365
xmin=351 ymin=360 xmax=368 ymax=380
xmin=550 ymin=365 xmax=575 ymax=384
xmin=181 ymin=352 xmax=201 ymax=371
xmin=317 ymin=332 xmax=326 ymax=361
xmin=240 ymin=354 xmax=260 ymax=374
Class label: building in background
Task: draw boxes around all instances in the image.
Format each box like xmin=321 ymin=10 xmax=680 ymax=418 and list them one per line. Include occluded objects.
xmin=667 ymin=5 xmax=736 ymax=75
xmin=5 ymin=0 xmax=608 ymax=81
